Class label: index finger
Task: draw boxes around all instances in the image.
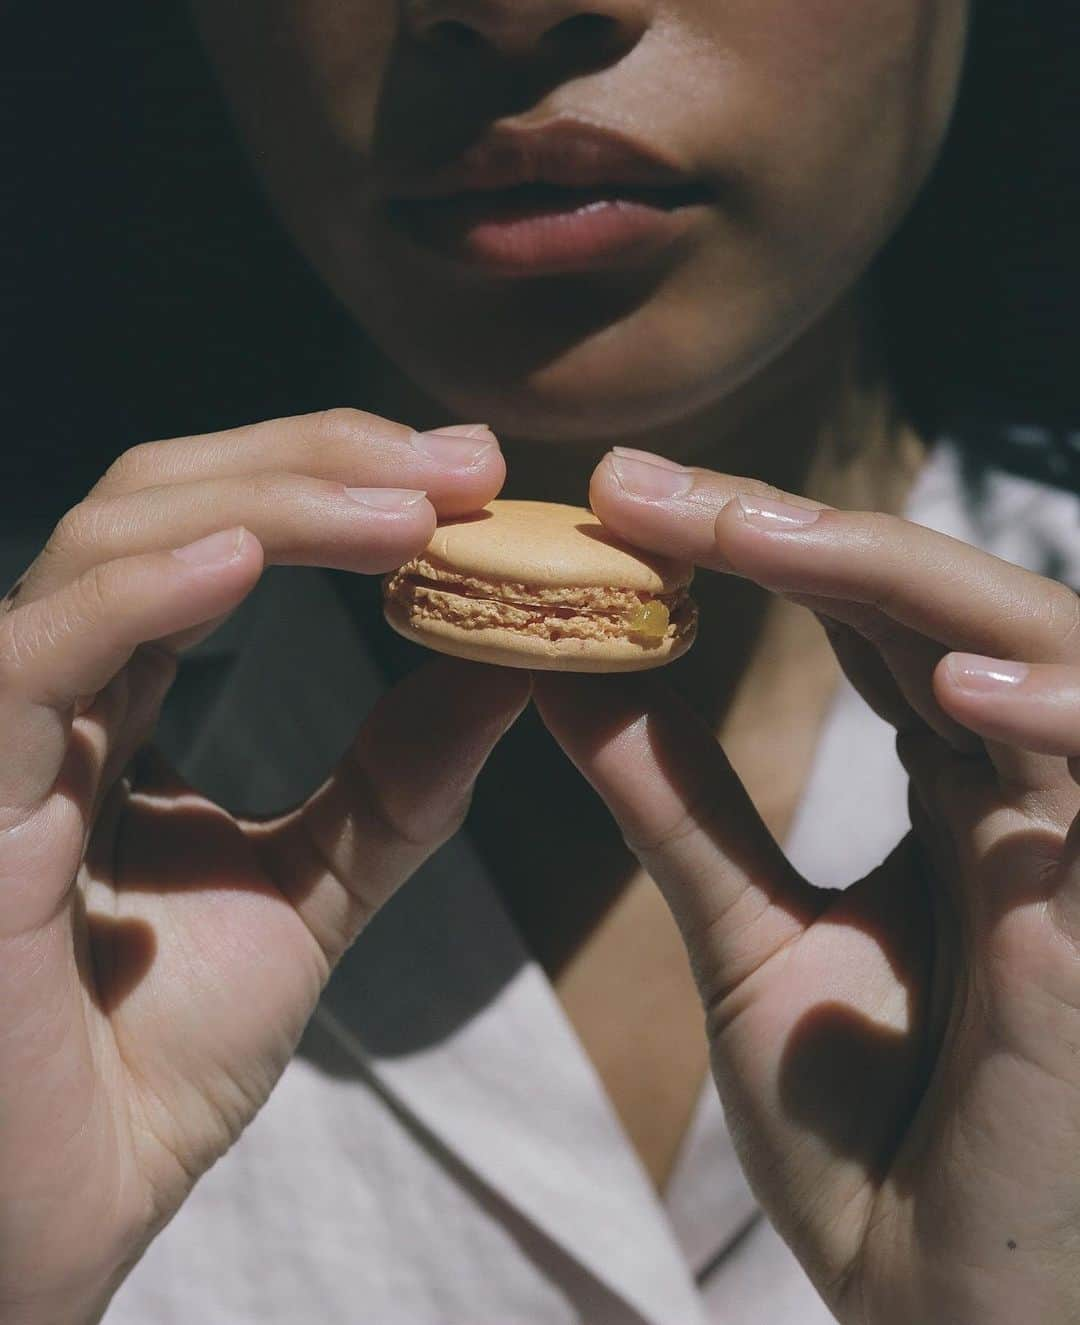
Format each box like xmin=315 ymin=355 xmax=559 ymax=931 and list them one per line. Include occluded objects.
xmin=590 ymin=450 xmax=1080 ymax=665
xmin=92 ymin=409 xmax=505 ymax=519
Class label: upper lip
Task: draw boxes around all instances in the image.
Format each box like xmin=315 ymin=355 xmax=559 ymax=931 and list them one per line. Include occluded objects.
xmin=381 ymin=118 xmax=695 ymax=201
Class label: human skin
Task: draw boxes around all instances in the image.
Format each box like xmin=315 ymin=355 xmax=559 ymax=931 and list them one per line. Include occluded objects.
xmin=189 ymin=0 xmax=968 ymax=446
xmin=9 ymin=2 xmax=1079 ymax=1323
xmin=536 ymin=458 xmax=1080 ymax=1322
xmin=0 ymin=413 xmax=532 ymax=1324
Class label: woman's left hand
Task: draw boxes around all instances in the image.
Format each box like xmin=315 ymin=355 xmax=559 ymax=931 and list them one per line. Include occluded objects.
xmin=535 ymin=450 xmax=1080 ymax=1325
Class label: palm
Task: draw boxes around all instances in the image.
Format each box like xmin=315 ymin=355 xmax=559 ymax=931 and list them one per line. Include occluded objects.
xmin=656 ymin=763 xmax=1080 ymax=1324
xmin=709 ymin=846 xmax=942 ymax=1266
xmin=810 ymin=838 xmax=1080 ymax=1323
xmin=80 ymin=777 xmax=327 ymax=1208
xmin=15 ymin=770 xmax=327 ymax=1305
xmin=712 ymin=833 xmax=1073 ymax=1321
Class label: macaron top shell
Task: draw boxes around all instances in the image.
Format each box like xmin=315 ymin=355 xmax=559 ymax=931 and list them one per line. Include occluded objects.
xmin=418 ymin=501 xmax=692 ymax=594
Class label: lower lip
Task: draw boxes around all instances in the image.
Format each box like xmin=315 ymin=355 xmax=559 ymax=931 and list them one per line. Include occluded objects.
xmin=388 ymin=187 xmax=707 ymax=276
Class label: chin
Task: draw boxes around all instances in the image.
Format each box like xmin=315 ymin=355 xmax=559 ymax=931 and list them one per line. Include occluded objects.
xmin=370 ymin=285 xmax=776 ymax=445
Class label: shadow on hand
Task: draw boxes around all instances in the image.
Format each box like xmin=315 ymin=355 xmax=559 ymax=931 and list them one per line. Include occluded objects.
xmin=59 ymin=721 xmax=159 ymax=1015
xmin=81 ymin=910 xmax=158 ymax=1015
xmin=777 ymin=1000 xmax=918 ymax=1188
xmin=775 ymin=819 xmax=1074 ymax=1191
xmin=72 ymin=744 xmax=286 ymax=1013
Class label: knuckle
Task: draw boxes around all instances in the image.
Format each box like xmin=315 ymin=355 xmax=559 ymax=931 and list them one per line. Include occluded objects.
xmin=846 ymin=507 xmax=898 ymax=559
xmin=95 ymin=441 xmax=156 ymax=494
xmin=1 ymin=569 xmax=28 ymax=615
xmin=346 ymin=748 xmax=467 ymax=853
xmin=0 ymin=600 xmax=56 ymax=682
xmin=246 ymin=470 xmax=288 ymax=506
xmin=77 ymin=559 xmax=120 ymax=626
xmin=246 ymin=469 xmax=328 ymax=515
xmin=623 ymin=802 xmax=703 ymax=858
xmin=312 ymin=407 xmax=387 ymax=459
xmin=852 ymin=511 xmax=902 ymax=574
xmin=49 ymin=500 xmax=111 ymax=559
xmin=856 ymin=509 xmax=898 ymax=543
xmin=0 ymin=616 xmax=25 ymax=686
xmin=377 ymin=784 xmax=468 ymax=852
xmin=1042 ymin=582 xmax=1080 ymax=656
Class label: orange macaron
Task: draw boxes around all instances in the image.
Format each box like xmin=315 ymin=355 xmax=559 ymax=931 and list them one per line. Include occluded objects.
xmin=383 ymin=500 xmax=698 ymax=672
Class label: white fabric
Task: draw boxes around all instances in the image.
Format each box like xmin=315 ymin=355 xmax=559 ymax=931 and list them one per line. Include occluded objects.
xmin=5 ymin=442 xmax=1067 ymax=1325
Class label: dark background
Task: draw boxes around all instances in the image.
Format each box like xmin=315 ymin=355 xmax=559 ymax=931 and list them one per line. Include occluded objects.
xmin=2 ymin=1 xmax=1079 ymax=517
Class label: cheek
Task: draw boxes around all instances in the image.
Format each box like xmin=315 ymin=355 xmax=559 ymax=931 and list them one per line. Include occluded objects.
xmin=742 ymin=0 xmax=952 ymax=88
xmin=724 ymin=0 xmax=967 ymax=280
xmin=738 ymin=0 xmax=966 ymax=183
xmin=281 ymin=1 xmax=396 ymax=128
xmin=192 ymin=2 xmax=393 ymax=183
xmin=191 ymin=0 xmax=398 ymax=299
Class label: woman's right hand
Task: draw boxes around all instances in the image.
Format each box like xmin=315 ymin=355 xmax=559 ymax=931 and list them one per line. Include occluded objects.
xmin=0 ymin=410 xmax=530 ymax=1325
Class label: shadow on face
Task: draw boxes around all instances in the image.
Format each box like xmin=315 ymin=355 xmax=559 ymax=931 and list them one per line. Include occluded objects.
xmin=190 ymin=0 xmax=970 ymax=442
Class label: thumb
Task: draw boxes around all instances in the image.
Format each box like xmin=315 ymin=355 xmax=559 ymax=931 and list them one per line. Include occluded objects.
xmin=247 ymin=658 xmax=532 ymax=966
xmin=533 ymin=673 xmax=822 ymax=1008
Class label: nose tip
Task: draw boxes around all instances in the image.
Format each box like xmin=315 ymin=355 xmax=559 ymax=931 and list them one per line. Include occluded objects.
xmin=406 ymin=0 xmax=649 ymax=63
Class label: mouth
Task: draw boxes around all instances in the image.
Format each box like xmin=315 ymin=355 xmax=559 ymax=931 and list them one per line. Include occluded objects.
xmin=381 ymin=119 xmax=713 ymax=277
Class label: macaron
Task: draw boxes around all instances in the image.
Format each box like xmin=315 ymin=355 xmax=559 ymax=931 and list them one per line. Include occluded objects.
xmin=383 ymin=500 xmax=698 ymax=672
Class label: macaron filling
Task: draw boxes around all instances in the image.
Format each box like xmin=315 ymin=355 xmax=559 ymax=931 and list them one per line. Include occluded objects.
xmin=384 ymin=569 xmax=694 ymax=647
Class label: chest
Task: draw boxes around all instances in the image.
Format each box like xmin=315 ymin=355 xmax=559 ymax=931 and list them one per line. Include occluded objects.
xmin=549 ymin=869 xmax=711 ymax=1192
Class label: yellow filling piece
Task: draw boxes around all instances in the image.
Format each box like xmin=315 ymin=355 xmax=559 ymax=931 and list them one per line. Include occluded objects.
xmin=627 ymin=599 xmax=670 ymax=639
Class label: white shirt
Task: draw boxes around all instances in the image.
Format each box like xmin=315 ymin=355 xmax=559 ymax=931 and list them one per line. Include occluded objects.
xmin=9 ymin=443 xmax=1075 ymax=1325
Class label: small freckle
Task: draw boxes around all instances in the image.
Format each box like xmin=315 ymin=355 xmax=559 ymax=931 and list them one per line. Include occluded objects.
xmin=1007 ymin=1239 xmax=1017 ymax=1251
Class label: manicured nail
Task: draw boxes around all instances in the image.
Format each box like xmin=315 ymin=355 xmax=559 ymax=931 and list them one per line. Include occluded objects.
xmin=345 ymin=487 xmax=428 ymax=511
xmin=736 ymin=494 xmax=822 ymax=529
xmin=172 ymin=527 xmax=246 ymax=566
xmin=945 ymin=654 xmax=1030 ymax=693
xmin=411 ymin=425 xmax=498 ymax=467
xmin=610 ymin=454 xmax=695 ymax=500
xmin=610 ymin=446 xmax=690 ymax=473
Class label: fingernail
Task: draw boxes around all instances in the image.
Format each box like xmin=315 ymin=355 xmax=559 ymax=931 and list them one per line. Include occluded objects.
xmin=610 ymin=446 xmax=690 ymax=473
xmin=736 ymin=494 xmax=822 ymax=529
xmin=411 ymin=425 xmax=498 ymax=468
xmin=945 ymin=654 xmax=1030 ymax=693
xmin=345 ymin=487 xmax=429 ymax=511
xmin=172 ymin=527 xmax=246 ymax=566
xmin=610 ymin=454 xmax=695 ymax=500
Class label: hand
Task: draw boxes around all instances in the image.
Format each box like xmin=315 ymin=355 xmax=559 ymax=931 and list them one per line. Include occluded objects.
xmin=535 ymin=450 xmax=1080 ymax=1325
xmin=0 ymin=411 xmax=529 ymax=1325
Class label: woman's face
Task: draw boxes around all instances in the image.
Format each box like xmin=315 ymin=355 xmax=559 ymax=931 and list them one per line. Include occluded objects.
xmin=192 ymin=0 xmax=969 ymax=440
